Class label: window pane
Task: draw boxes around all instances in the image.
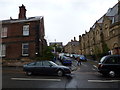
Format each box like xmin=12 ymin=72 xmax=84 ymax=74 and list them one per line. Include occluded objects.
xmin=0 ymin=44 xmax=6 ymax=57
xmin=23 ymin=44 xmax=29 ymax=48
xmin=1 ymin=27 xmax=7 ymax=38
xmin=36 ymin=62 xmax=42 ymax=66
xmin=22 ymin=43 xmax=29 ymax=56
xmin=23 ymin=25 xmax=29 ymax=36
xmin=28 ymin=62 xmax=35 ymax=66
xmin=43 ymin=61 xmax=51 ymax=66
xmin=23 ymin=49 xmax=28 ymax=54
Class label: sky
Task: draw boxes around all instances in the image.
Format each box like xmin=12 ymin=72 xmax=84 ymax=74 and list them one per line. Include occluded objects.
xmin=0 ymin=0 xmax=118 ymax=45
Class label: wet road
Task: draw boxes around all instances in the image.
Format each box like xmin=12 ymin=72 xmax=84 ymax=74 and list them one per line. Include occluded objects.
xmin=2 ymin=60 xmax=120 ymax=89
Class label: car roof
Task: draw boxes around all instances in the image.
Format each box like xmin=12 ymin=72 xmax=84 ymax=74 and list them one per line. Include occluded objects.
xmin=106 ymin=55 xmax=120 ymax=57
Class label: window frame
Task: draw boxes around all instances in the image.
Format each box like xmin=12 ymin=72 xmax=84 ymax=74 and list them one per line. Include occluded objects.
xmin=22 ymin=43 xmax=29 ymax=56
xmin=0 ymin=44 xmax=6 ymax=57
xmin=23 ymin=25 xmax=29 ymax=36
xmin=1 ymin=27 xmax=7 ymax=38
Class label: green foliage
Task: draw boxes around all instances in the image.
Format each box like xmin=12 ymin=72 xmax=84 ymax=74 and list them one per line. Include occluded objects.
xmin=100 ymin=32 xmax=109 ymax=55
xmin=43 ymin=46 xmax=54 ymax=60
xmin=94 ymin=46 xmax=101 ymax=55
xmin=35 ymin=46 xmax=54 ymax=61
xmin=56 ymin=47 xmax=62 ymax=53
xmin=102 ymin=42 xmax=109 ymax=55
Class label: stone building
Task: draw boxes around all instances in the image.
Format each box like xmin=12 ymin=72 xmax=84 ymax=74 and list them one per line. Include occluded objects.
xmin=0 ymin=4 xmax=47 ymax=60
xmin=79 ymin=1 xmax=120 ymax=56
xmin=64 ymin=37 xmax=80 ymax=54
xmin=65 ymin=1 xmax=120 ymax=56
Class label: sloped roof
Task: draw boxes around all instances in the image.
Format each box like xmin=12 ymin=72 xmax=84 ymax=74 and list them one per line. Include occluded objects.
xmin=2 ymin=16 xmax=43 ymax=24
xmin=106 ymin=4 xmax=118 ymax=16
xmin=67 ymin=41 xmax=79 ymax=46
xmin=92 ymin=2 xmax=119 ymax=28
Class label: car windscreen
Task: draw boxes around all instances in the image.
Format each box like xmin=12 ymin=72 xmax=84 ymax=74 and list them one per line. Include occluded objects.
xmin=27 ymin=62 xmax=36 ymax=66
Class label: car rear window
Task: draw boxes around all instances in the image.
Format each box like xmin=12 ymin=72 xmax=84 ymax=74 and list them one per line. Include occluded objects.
xmin=100 ymin=56 xmax=107 ymax=63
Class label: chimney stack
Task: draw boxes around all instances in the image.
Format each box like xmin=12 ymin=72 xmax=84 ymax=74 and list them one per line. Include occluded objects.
xmin=18 ymin=4 xmax=26 ymax=19
xmin=74 ymin=37 xmax=76 ymax=41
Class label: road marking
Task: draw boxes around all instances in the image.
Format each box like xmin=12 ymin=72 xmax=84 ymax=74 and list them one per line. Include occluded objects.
xmin=11 ymin=78 xmax=61 ymax=81
xmin=93 ymin=65 xmax=97 ymax=69
xmin=88 ymin=80 xmax=120 ymax=83
xmin=92 ymin=68 xmax=96 ymax=71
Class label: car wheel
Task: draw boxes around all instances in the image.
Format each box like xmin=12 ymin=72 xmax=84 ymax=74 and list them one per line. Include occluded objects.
xmin=26 ymin=72 xmax=32 ymax=76
xmin=57 ymin=70 xmax=63 ymax=77
xmin=109 ymin=71 xmax=115 ymax=77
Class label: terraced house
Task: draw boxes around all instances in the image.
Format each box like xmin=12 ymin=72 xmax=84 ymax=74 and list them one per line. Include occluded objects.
xmin=65 ymin=1 xmax=120 ymax=56
xmin=0 ymin=5 xmax=47 ymax=60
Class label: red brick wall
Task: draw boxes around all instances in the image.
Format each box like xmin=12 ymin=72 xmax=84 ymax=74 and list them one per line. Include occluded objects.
xmin=6 ymin=43 xmax=21 ymax=59
xmin=2 ymin=20 xmax=43 ymax=60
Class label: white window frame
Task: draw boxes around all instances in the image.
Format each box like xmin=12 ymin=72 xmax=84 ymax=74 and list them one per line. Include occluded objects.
xmin=23 ymin=25 xmax=29 ymax=36
xmin=0 ymin=44 xmax=6 ymax=57
xmin=22 ymin=43 xmax=29 ymax=56
xmin=1 ymin=27 xmax=7 ymax=38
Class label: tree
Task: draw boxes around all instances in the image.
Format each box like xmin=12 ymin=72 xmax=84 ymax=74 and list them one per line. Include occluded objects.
xmin=101 ymin=32 xmax=109 ymax=55
xmin=102 ymin=42 xmax=109 ymax=55
xmin=35 ymin=46 xmax=54 ymax=60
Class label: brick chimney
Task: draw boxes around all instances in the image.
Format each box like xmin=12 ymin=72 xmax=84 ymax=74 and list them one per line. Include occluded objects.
xmin=18 ymin=4 xmax=26 ymax=19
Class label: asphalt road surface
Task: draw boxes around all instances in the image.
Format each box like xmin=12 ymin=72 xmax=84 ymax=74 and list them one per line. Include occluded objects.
xmin=2 ymin=60 xmax=120 ymax=90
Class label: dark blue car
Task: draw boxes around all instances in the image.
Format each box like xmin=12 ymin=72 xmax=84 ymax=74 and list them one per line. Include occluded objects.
xmin=23 ymin=60 xmax=71 ymax=76
xmin=61 ymin=56 xmax=72 ymax=65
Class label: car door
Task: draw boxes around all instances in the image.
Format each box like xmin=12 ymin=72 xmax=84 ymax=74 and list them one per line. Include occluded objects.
xmin=26 ymin=62 xmax=36 ymax=72
xmin=106 ymin=56 xmax=118 ymax=72
xmin=34 ymin=61 xmax=44 ymax=74
xmin=42 ymin=61 xmax=56 ymax=75
xmin=115 ymin=56 xmax=120 ymax=74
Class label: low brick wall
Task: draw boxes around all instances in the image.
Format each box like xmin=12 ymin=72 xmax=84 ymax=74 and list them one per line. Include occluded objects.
xmin=2 ymin=60 xmax=34 ymax=67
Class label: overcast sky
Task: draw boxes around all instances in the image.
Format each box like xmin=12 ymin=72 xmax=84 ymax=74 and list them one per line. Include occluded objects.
xmin=0 ymin=0 xmax=118 ymax=45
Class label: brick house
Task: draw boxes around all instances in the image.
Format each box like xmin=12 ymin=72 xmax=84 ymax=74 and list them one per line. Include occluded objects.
xmin=0 ymin=4 xmax=47 ymax=60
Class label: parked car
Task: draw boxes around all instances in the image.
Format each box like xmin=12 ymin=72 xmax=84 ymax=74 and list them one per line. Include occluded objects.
xmin=98 ymin=55 xmax=120 ymax=77
xmin=23 ymin=60 xmax=71 ymax=76
xmin=72 ymin=54 xmax=87 ymax=61
xmin=61 ymin=56 xmax=72 ymax=65
xmin=58 ymin=53 xmax=64 ymax=60
xmin=78 ymin=55 xmax=87 ymax=61
xmin=72 ymin=54 xmax=79 ymax=59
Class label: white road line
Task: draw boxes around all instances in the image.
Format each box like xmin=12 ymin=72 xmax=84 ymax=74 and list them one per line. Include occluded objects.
xmin=93 ymin=65 xmax=97 ymax=69
xmin=11 ymin=78 xmax=61 ymax=81
xmin=92 ymin=68 xmax=96 ymax=71
xmin=88 ymin=80 xmax=120 ymax=83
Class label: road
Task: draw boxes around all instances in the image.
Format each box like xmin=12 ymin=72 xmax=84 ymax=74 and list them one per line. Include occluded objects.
xmin=2 ymin=60 xmax=120 ymax=90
